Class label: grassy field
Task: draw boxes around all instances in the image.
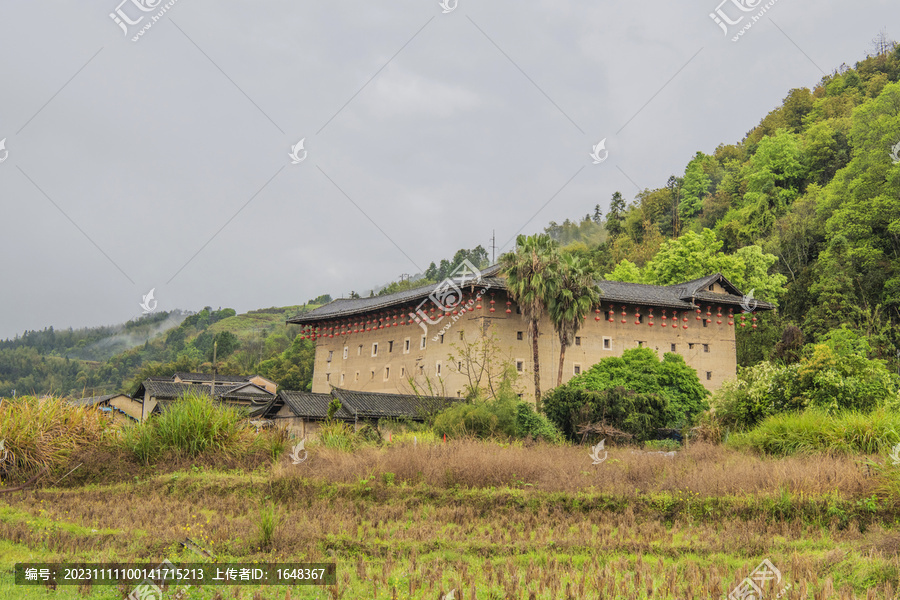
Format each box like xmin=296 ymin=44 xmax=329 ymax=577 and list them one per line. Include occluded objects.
xmin=2 ymin=439 xmax=900 ymax=600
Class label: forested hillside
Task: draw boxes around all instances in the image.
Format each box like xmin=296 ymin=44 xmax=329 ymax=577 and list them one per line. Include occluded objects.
xmin=562 ymin=43 xmax=900 ymax=371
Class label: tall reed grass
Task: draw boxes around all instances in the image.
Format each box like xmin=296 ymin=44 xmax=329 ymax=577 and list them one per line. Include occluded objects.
xmin=0 ymin=396 xmax=116 ymax=478
xmin=728 ymin=408 xmax=900 ymax=456
xmin=121 ymin=393 xmax=258 ymax=465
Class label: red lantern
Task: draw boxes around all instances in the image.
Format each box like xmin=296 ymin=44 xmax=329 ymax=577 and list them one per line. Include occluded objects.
xmin=661 ymin=310 xmax=667 ymax=327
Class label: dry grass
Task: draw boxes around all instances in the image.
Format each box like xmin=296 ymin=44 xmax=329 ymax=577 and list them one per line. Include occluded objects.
xmin=0 ymin=396 xmax=117 ymax=480
xmin=275 ymin=438 xmax=874 ymax=498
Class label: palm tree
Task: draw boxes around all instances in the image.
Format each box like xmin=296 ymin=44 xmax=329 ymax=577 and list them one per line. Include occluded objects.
xmin=500 ymin=234 xmax=559 ymax=411
xmin=548 ymin=253 xmax=600 ymax=387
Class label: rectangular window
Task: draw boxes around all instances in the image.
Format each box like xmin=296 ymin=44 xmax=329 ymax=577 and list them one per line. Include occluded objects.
xmin=343 ymin=346 xmax=348 ymax=359
xmin=340 ymin=373 xmax=345 ymax=385
xmin=372 ymin=343 xmax=378 ymax=357
xmin=458 ymin=331 xmax=464 ymax=340
xmin=440 ymin=334 xmax=444 ymax=344
xmin=688 ymin=343 xmax=695 ymax=350
xmin=436 ymin=362 xmax=442 ymax=376
xmin=516 ymin=306 xmax=522 ymax=314
xmin=388 ymin=340 xmax=394 ymax=353
xmin=575 ymin=336 xmax=581 ymax=346
xmin=709 ymin=284 xmax=715 ymax=291
xmin=419 ymin=365 xmax=424 ymax=375
xmin=370 ymin=370 xmax=375 ymax=380
xmin=327 ymin=351 xmax=333 ymax=363
xmin=384 ymin=367 xmax=390 ymax=380
xmin=703 ymin=319 xmax=708 ymax=328
xmin=603 ymin=337 xmax=611 ymax=350
xmin=703 ymin=344 xmax=710 ymax=353
xmin=404 ymin=338 xmax=410 ymax=353
xmin=400 ymin=366 xmax=405 ymax=377
xmin=637 ymin=341 xmax=645 ymax=348
xmin=706 ymin=371 xmax=712 ymax=381
xmin=516 ymin=360 xmax=524 ymax=373
xmin=326 ymin=373 xmax=331 ymax=382
xmin=358 ymin=344 xmax=363 ymax=356
xmin=573 ymin=364 xmax=581 ymax=375
xmin=671 ymin=343 xmax=676 ymax=352
xmin=517 ymin=331 xmax=524 ymax=341
xmin=420 ymin=336 xmax=426 ymax=349
xmin=638 ymin=314 xmax=644 ymax=324
xmin=355 ymin=372 xmax=359 ymax=382
xmin=457 ymin=361 xmax=462 ymax=371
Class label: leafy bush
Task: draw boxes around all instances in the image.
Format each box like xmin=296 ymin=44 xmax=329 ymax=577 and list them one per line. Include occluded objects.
xmin=542 ymin=385 xmax=668 ymax=442
xmin=433 ymin=397 xmax=516 ymax=439
xmin=712 ymin=334 xmax=900 ymax=430
xmin=514 ymin=402 xmax=563 ymax=443
xmin=317 ymin=420 xmax=356 ymax=451
xmin=550 ymin=348 xmax=709 ymax=432
xmin=728 ymin=408 xmax=900 ymax=456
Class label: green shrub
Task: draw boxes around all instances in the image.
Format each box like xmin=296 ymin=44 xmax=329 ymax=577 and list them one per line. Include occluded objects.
xmin=728 ymin=408 xmax=900 ymax=456
xmin=542 ymin=385 xmax=668 ymax=442
xmin=644 ymin=439 xmax=681 ymax=452
xmin=712 ymin=340 xmax=900 ymax=430
xmin=317 ymin=420 xmax=355 ymax=451
xmin=514 ymin=402 xmax=563 ymax=443
xmin=563 ymin=348 xmax=709 ymax=428
xmin=433 ymin=397 xmax=516 ymax=439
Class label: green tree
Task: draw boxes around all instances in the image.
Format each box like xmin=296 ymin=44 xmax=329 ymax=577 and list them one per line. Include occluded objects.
xmin=605 ymin=192 xmax=626 ymax=238
xmin=500 ymin=234 xmax=560 ymax=409
xmin=547 ymin=253 xmax=600 ymax=387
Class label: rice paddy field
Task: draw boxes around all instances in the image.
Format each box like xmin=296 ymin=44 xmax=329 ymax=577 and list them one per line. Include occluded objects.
xmin=1 ymin=397 xmax=900 ymax=599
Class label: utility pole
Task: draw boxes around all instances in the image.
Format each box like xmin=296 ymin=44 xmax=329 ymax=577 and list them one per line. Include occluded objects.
xmin=211 ymin=340 xmax=217 ymax=398
xmin=490 ymin=230 xmax=497 ymax=264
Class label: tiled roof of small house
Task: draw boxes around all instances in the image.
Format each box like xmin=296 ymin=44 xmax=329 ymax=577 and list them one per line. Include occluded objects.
xmin=331 ymin=388 xmax=459 ymax=420
xmin=174 ymin=372 xmax=250 ymax=383
xmin=67 ymin=393 xmax=122 ymax=407
xmin=278 ymin=391 xmax=353 ymax=420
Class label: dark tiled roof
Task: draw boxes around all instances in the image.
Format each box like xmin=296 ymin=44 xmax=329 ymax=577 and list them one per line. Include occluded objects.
xmin=691 ymin=291 xmax=776 ymax=310
xmin=68 ymin=394 xmax=122 ymax=407
xmin=288 ymin=265 xmax=501 ymax=324
xmin=136 ymin=380 xmax=243 ymax=400
xmin=278 ymin=391 xmax=353 ymax=420
xmin=175 ymin=372 xmax=250 ymax=383
xmin=332 ymin=388 xmax=459 ymax=420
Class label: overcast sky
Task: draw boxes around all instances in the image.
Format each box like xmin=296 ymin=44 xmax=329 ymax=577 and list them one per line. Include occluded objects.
xmin=0 ymin=0 xmax=896 ymax=340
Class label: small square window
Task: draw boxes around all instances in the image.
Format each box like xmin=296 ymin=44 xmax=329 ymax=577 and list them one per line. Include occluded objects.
xmin=603 ymin=337 xmax=611 ymax=350
xmin=671 ymin=343 xmax=676 ymax=352
xmin=575 ymin=337 xmax=581 ymax=346
xmin=517 ymin=331 xmax=524 ymax=341
xmin=706 ymin=371 xmax=712 ymax=381
xmin=703 ymin=344 xmax=710 ymax=352
xmin=574 ymin=364 xmax=581 ymax=375
xmin=388 ymin=340 xmax=394 ymax=352
xmin=688 ymin=343 xmax=695 ymax=350
xmin=516 ymin=360 xmax=524 ymax=373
